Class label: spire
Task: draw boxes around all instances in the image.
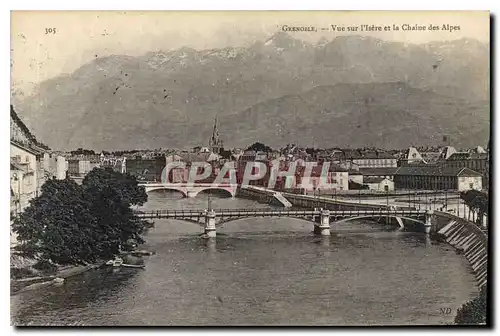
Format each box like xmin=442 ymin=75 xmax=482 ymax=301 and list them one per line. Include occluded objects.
xmin=209 ymin=115 xmax=223 ymax=154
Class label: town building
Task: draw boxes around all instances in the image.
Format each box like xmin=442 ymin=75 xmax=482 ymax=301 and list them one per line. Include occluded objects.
xmin=100 ymin=155 xmax=126 ymax=174
xmin=393 ymin=166 xmax=483 ymax=191
xmin=359 ymin=167 xmax=399 ymax=181
xmin=439 ymin=146 xmax=457 ymax=160
xmin=125 ymin=156 xmax=166 ymax=182
xmin=442 ymin=152 xmax=488 ymax=177
xmin=348 ymin=170 xmax=364 ymax=185
xmin=363 ymin=177 xmax=395 ymax=192
xmin=290 ymin=162 xmax=349 ymax=192
xmin=10 ymin=105 xmax=48 ymax=209
xmin=333 ymin=149 xmax=398 ymax=168
xmin=43 ymin=153 xmax=68 ymax=179
xmin=67 ymin=157 xmax=101 ymax=177
xmin=398 ymin=147 xmax=425 ymax=166
xmin=10 ymin=105 xmax=51 ymax=246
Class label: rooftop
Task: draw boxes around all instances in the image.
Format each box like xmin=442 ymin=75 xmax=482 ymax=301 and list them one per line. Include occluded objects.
xmin=359 ymin=167 xmax=399 ymax=176
xmin=447 ymin=152 xmax=488 ymax=160
xmin=394 ymin=166 xmax=483 ymax=177
xmin=363 ymin=177 xmax=389 ymax=184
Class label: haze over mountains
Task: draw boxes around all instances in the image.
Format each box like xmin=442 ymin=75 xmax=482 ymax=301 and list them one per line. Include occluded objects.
xmin=13 ymin=33 xmax=490 ymax=151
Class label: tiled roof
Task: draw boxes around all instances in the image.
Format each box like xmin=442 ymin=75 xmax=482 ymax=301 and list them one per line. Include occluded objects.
xmin=348 ymin=170 xmax=363 ymax=175
xmin=359 ymin=167 xmax=399 ymax=176
xmin=10 ymin=105 xmax=49 ymax=151
xmin=395 ymin=166 xmax=482 ymax=177
xmin=364 ymin=177 xmax=389 ymax=184
xmin=447 ymin=152 xmax=488 ymax=161
xmin=178 ymin=152 xmax=218 ymax=162
xmin=10 ymin=140 xmax=44 ymax=155
xmin=342 ymin=149 xmax=395 ymax=159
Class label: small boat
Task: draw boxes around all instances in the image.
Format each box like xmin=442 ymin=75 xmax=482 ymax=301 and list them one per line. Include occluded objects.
xmin=130 ymin=250 xmax=155 ymax=257
xmin=52 ymin=277 xmax=64 ymax=285
xmin=106 ymin=257 xmax=124 ymax=267
xmin=122 ymin=264 xmax=145 ymax=269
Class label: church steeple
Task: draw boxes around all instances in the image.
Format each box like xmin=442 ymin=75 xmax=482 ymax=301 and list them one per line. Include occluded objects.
xmin=209 ymin=116 xmax=223 ymax=154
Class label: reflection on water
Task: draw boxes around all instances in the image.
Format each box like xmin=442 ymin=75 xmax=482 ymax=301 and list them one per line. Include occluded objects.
xmin=11 ymin=192 xmax=477 ymax=326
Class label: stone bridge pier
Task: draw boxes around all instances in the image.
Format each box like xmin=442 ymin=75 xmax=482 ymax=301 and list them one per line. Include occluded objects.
xmin=204 ymin=210 xmax=217 ymax=238
xmin=313 ymin=209 xmax=331 ymax=236
xmin=425 ymin=210 xmax=434 ymax=234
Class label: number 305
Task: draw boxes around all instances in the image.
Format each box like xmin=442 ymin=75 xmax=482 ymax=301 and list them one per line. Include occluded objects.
xmin=45 ymin=28 xmax=56 ymax=34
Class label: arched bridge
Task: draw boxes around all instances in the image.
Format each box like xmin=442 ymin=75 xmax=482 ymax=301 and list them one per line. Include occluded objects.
xmin=136 ymin=208 xmax=431 ymax=237
xmin=138 ymin=183 xmax=237 ymax=198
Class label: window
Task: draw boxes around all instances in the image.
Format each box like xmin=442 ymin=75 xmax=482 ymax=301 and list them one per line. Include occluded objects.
xmin=469 ymin=183 xmax=474 ymax=189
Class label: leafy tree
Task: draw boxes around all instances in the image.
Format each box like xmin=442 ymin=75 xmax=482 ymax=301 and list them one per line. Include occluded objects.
xmin=70 ymin=148 xmax=96 ymax=156
xmin=460 ymin=190 xmax=488 ymax=224
xmin=455 ymin=285 xmax=487 ymax=325
xmin=12 ymin=168 xmax=148 ymax=266
xmin=220 ymin=149 xmax=233 ymax=160
xmin=246 ymin=142 xmax=273 ymax=153
xmin=12 ymin=178 xmax=96 ymax=265
xmin=81 ymin=168 xmax=148 ymax=256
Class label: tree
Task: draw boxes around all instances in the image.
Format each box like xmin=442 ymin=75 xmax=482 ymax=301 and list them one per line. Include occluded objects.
xmin=12 ymin=168 xmax=148 ymax=266
xmin=246 ymin=142 xmax=273 ymax=153
xmin=460 ymin=190 xmax=488 ymax=225
xmin=81 ymin=168 xmax=148 ymax=256
xmin=455 ymin=285 xmax=487 ymax=325
xmin=220 ymin=149 xmax=233 ymax=160
xmin=12 ymin=178 xmax=97 ymax=265
xmin=70 ymin=148 xmax=96 ymax=156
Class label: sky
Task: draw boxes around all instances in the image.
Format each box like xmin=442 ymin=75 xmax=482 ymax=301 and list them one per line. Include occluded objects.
xmin=11 ymin=10 xmax=489 ymax=96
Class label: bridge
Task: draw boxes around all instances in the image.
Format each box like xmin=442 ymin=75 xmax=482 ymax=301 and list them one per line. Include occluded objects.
xmin=139 ymin=182 xmax=238 ymax=198
xmin=137 ymin=208 xmax=430 ymax=237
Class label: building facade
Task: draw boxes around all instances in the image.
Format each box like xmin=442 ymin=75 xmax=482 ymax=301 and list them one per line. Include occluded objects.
xmin=363 ymin=177 xmax=395 ymax=192
xmin=394 ymin=166 xmax=482 ymax=191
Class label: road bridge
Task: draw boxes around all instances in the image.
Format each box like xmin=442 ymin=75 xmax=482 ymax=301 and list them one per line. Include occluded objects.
xmin=136 ymin=208 xmax=430 ymax=237
xmin=139 ymin=182 xmax=237 ymax=198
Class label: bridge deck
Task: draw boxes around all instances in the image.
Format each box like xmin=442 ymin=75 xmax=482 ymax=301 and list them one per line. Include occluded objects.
xmin=136 ymin=208 xmax=427 ymax=219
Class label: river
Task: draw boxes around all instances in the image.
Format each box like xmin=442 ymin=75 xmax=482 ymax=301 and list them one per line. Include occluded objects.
xmin=11 ymin=191 xmax=478 ymax=326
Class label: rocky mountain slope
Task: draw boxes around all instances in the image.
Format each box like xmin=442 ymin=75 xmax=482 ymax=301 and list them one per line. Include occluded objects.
xmin=13 ymin=33 xmax=489 ymax=150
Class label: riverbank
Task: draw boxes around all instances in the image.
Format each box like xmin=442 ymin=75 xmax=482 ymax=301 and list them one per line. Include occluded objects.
xmin=11 ymin=248 xmax=153 ymax=295
xmin=11 ymin=253 xmax=106 ymax=295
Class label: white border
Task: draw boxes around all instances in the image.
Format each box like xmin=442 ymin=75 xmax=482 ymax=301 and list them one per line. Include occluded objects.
xmin=2 ymin=1 xmax=498 ymax=335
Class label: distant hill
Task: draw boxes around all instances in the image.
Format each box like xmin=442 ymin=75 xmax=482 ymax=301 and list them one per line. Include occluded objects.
xmin=218 ymin=82 xmax=489 ymax=149
xmin=13 ymin=34 xmax=489 ymax=150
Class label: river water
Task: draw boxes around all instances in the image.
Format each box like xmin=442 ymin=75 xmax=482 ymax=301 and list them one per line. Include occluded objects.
xmin=11 ymin=191 xmax=478 ymax=326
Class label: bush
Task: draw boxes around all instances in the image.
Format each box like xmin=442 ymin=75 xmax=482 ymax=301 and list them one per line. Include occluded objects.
xmin=455 ymin=285 xmax=487 ymax=325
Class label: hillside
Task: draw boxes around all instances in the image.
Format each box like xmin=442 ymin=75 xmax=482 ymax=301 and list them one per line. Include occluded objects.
xmin=13 ymin=34 xmax=489 ymax=150
xmin=218 ymin=83 xmax=489 ymax=149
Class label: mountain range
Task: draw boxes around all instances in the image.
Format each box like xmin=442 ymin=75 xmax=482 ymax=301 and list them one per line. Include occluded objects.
xmin=13 ymin=33 xmax=490 ymax=151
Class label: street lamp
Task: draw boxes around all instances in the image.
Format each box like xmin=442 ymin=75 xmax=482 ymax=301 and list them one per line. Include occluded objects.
xmin=208 ymin=191 xmax=212 ymax=211
xmin=334 ymin=188 xmax=337 ymax=210
xmin=444 ymin=189 xmax=448 ymax=212
xmin=385 ymin=185 xmax=389 ymax=225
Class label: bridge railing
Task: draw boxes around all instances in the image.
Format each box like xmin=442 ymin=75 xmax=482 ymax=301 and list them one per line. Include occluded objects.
xmin=136 ymin=208 xmax=428 ymax=217
xmin=139 ymin=183 xmax=237 ymax=187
